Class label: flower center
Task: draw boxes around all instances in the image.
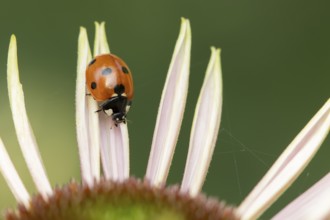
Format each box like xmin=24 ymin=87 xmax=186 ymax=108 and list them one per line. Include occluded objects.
xmin=5 ymin=178 xmax=238 ymax=220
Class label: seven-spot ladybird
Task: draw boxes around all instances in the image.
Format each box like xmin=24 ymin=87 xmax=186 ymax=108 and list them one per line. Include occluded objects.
xmin=86 ymin=54 xmax=134 ymax=124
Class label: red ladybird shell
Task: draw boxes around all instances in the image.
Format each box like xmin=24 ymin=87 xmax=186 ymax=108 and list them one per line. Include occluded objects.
xmin=86 ymin=54 xmax=134 ymax=102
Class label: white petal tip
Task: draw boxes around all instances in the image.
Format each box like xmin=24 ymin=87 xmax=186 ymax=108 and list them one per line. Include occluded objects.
xmin=9 ymin=34 xmax=17 ymax=45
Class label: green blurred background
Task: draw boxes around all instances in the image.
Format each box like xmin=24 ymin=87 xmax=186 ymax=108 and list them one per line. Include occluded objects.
xmin=0 ymin=0 xmax=329 ymax=218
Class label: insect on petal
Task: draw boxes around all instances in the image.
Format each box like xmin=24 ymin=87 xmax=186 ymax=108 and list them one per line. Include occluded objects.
xmin=94 ymin=22 xmax=130 ymax=181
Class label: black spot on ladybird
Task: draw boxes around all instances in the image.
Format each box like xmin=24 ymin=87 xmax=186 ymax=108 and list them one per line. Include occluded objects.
xmin=114 ymin=84 xmax=125 ymax=94
xmin=122 ymin=66 xmax=129 ymax=74
xmin=102 ymin=67 xmax=112 ymax=75
xmin=91 ymin=82 xmax=97 ymax=89
xmin=89 ymin=58 xmax=96 ymax=66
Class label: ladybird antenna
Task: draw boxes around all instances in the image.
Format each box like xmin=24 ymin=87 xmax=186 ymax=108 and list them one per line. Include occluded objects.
xmin=125 ymin=118 xmax=132 ymax=124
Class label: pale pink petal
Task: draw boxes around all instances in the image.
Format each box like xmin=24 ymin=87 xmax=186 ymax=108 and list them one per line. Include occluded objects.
xmin=7 ymin=35 xmax=52 ymax=198
xmin=238 ymin=99 xmax=330 ymax=219
xmin=272 ymin=173 xmax=330 ymax=220
xmin=94 ymin=22 xmax=110 ymax=56
xmin=86 ymin=91 xmax=101 ymax=182
xmin=146 ymin=18 xmax=191 ymax=186
xmin=0 ymin=138 xmax=30 ymax=206
xmin=180 ymin=47 xmax=223 ymax=196
xmin=76 ymin=27 xmax=93 ymax=186
xmin=99 ymin=114 xmax=113 ymax=178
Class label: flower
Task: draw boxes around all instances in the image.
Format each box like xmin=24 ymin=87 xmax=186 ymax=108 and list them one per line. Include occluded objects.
xmin=0 ymin=18 xmax=329 ymax=220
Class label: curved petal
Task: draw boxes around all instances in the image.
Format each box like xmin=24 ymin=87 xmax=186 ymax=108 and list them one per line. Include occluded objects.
xmin=146 ymin=18 xmax=191 ymax=186
xmin=238 ymin=99 xmax=330 ymax=219
xmin=180 ymin=47 xmax=223 ymax=196
xmin=0 ymin=138 xmax=30 ymax=206
xmin=272 ymin=173 xmax=330 ymax=220
xmin=76 ymin=27 xmax=93 ymax=185
xmin=7 ymin=35 xmax=52 ymax=198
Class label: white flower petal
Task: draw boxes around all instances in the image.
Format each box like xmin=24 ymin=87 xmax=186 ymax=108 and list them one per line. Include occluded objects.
xmin=146 ymin=18 xmax=191 ymax=186
xmin=118 ymin=123 xmax=130 ymax=180
xmin=86 ymin=91 xmax=101 ymax=182
xmin=99 ymin=114 xmax=113 ymax=178
xmin=0 ymin=138 xmax=30 ymax=206
xmin=272 ymin=172 xmax=330 ymax=220
xmin=180 ymin=47 xmax=223 ymax=196
xmin=94 ymin=22 xmax=115 ymax=180
xmin=93 ymin=22 xmax=101 ymax=56
xmin=99 ymin=22 xmax=111 ymax=54
xmin=7 ymin=35 xmax=52 ymax=198
xmin=109 ymin=123 xmax=130 ymax=181
xmin=238 ymin=98 xmax=330 ymax=220
xmin=93 ymin=22 xmax=130 ymax=181
xmin=82 ymin=24 xmax=104 ymax=182
xmin=99 ymin=118 xmax=130 ymax=181
xmin=94 ymin=22 xmax=110 ymax=56
xmin=76 ymin=27 xmax=93 ymax=186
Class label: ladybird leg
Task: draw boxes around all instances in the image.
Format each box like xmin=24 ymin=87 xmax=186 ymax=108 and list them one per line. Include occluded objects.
xmin=85 ymin=93 xmax=97 ymax=101
xmin=95 ymin=102 xmax=110 ymax=113
xmin=95 ymin=108 xmax=102 ymax=113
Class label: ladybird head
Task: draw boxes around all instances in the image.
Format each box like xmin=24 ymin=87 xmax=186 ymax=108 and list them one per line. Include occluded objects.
xmin=112 ymin=112 xmax=127 ymax=125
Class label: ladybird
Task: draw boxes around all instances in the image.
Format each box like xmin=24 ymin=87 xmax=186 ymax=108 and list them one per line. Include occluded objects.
xmin=86 ymin=54 xmax=134 ymax=124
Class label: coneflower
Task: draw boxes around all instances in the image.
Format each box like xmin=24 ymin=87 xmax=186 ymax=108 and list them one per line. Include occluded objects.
xmin=0 ymin=18 xmax=329 ymax=220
